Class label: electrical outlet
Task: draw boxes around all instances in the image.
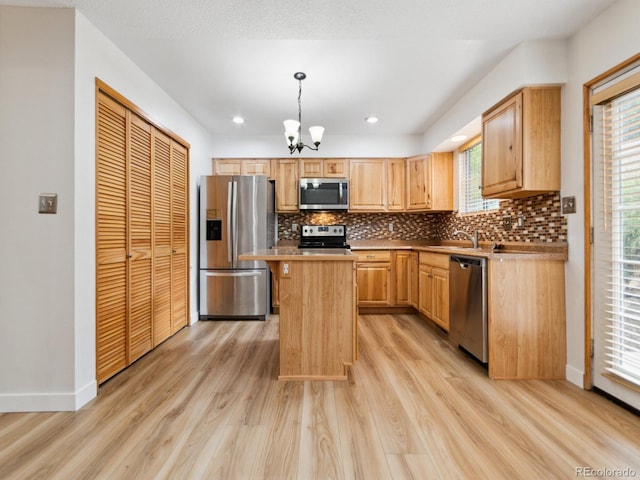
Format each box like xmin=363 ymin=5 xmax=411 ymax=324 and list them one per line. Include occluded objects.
xmin=281 ymin=262 xmax=290 ymax=278
xmin=38 ymin=193 xmax=58 ymax=214
xmin=517 ymin=214 xmax=525 ymax=228
xmin=503 ymin=216 xmax=512 ymax=230
xmin=388 ymin=223 xmax=394 ymax=232
xmin=292 ymin=223 xmax=299 ymax=232
xmin=562 ymin=196 xmax=576 ymax=214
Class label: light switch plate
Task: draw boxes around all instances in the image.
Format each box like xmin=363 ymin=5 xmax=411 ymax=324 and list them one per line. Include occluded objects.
xmin=39 ymin=193 xmax=58 ymax=214
xmin=503 ymin=216 xmax=512 ymax=230
xmin=562 ymin=196 xmax=576 ymax=214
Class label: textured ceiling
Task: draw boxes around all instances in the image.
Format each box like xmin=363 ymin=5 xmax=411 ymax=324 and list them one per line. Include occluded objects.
xmin=1 ymin=0 xmax=618 ymax=144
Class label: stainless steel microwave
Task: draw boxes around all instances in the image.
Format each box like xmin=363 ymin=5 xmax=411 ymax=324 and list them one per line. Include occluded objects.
xmin=299 ymin=178 xmax=349 ymax=210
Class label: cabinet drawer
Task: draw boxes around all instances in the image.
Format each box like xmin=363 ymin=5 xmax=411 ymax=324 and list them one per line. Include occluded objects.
xmin=419 ymin=252 xmax=449 ymax=269
xmin=355 ymin=250 xmax=392 ymax=262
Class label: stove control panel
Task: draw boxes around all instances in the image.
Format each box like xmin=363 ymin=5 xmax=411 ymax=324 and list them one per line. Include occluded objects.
xmin=301 ymin=225 xmax=345 ymax=238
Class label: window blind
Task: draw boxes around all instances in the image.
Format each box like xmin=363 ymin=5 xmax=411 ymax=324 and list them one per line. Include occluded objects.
xmin=597 ymin=85 xmax=640 ymax=387
xmin=458 ymin=142 xmax=499 ymax=214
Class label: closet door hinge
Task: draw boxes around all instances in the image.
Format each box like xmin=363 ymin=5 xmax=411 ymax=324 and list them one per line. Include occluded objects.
xmin=589 ymin=114 xmax=593 ymax=133
xmin=590 ymin=226 xmax=594 ymax=245
xmin=591 ymin=338 xmax=595 ymax=358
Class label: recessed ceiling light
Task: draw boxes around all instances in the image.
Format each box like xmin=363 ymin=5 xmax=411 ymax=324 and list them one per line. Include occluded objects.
xmin=232 ymin=116 xmax=245 ymax=124
xmin=365 ymin=116 xmax=379 ymax=124
xmin=450 ymin=134 xmax=467 ymax=142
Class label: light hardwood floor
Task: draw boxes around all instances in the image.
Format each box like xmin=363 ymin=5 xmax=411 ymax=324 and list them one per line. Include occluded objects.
xmin=1 ymin=314 xmax=639 ymax=479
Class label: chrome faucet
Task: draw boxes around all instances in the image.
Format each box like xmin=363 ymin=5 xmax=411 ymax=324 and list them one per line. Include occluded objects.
xmin=453 ymin=229 xmax=479 ymax=249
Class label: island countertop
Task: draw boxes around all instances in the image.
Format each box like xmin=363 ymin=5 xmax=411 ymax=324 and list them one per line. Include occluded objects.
xmin=238 ymin=247 xmax=356 ymax=262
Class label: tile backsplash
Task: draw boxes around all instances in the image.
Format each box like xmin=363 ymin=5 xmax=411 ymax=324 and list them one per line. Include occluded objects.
xmin=277 ymin=192 xmax=567 ymax=244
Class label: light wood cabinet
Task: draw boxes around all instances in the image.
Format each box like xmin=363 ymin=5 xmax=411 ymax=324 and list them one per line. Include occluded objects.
xmin=418 ymin=252 xmax=450 ymax=331
xmin=349 ymin=158 xmax=406 ymax=212
xmin=213 ymin=158 xmax=272 ymax=178
xmin=355 ymin=250 xmax=391 ymax=306
xmin=349 ymin=159 xmax=387 ymax=211
xmin=481 ymin=86 xmax=560 ymax=199
xmin=387 ymin=158 xmax=406 ymax=211
xmin=274 ymin=159 xmax=299 ymax=212
xmin=488 ymin=257 xmax=566 ymax=379
xmin=406 ymin=153 xmax=453 ymax=211
xmin=392 ymin=251 xmax=411 ymax=306
xmin=299 ymin=158 xmax=348 ymax=178
xmin=96 ymin=87 xmax=189 ymax=385
xmin=409 ymin=251 xmax=419 ymax=309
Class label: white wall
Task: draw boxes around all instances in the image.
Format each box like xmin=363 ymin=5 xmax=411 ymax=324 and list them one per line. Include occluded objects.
xmin=0 ymin=7 xmax=77 ymax=411
xmin=562 ymin=0 xmax=640 ymax=386
xmin=209 ymin=133 xmax=422 ymax=158
xmin=0 ymin=6 xmax=216 ymax=412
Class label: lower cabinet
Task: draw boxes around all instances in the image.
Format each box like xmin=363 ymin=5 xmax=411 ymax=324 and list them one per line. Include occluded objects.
xmin=409 ymin=251 xmax=419 ymax=309
xmin=418 ymin=252 xmax=450 ymax=331
xmin=392 ymin=250 xmax=411 ymax=305
xmin=356 ymin=250 xmax=391 ymax=306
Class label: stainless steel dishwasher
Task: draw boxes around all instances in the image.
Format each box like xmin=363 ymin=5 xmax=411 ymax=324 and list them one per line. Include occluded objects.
xmin=449 ymin=255 xmax=488 ymax=364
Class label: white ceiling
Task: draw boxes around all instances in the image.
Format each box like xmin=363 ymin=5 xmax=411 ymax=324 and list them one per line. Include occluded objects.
xmin=2 ymin=0 xmax=618 ymax=145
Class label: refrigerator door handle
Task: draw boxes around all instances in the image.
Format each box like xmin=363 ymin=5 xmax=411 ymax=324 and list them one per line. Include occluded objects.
xmin=232 ymin=181 xmax=238 ymax=264
xmin=203 ymin=271 xmax=263 ymax=278
xmin=227 ymin=181 xmax=233 ymax=263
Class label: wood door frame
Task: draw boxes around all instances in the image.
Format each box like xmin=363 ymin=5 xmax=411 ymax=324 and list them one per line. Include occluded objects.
xmin=583 ymin=52 xmax=640 ymax=389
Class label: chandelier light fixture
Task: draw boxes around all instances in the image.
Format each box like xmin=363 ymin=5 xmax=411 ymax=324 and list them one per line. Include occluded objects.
xmin=283 ymin=72 xmax=325 ymax=154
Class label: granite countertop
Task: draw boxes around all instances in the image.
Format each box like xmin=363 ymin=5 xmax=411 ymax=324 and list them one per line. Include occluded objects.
xmin=239 ymin=247 xmax=356 ymax=262
xmin=348 ymin=240 xmax=568 ymax=261
xmin=272 ymin=240 xmax=568 ymax=261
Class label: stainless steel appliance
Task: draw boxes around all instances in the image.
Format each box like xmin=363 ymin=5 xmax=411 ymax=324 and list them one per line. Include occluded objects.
xmin=199 ymin=175 xmax=275 ymax=320
xmin=449 ymin=255 xmax=488 ymax=364
xmin=299 ymin=178 xmax=349 ymax=210
xmin=298 ymin=225 xmax=350 ymax=249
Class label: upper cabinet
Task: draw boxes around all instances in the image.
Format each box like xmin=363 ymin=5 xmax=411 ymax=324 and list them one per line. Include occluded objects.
xmin=212 ymin=158 xmax=273 ymax=179
xmin=481 ymin=86 xmax=561 ymax=199
xmin=349 ymin=158 xmax=406 ymax=212
xmin=349 ymin=159 xmax=387 ymax=211
xmin=274 ymin=159 xmax=299 ymax=212
xmin=300 ymin=158 xmax=348 ymax=178
xmin=406 ymin=153 xmax=453 ymax=211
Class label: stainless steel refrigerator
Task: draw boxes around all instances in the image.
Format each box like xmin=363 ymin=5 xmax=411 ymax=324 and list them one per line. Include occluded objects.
xmin=199 ymin=175 xmax=274 ymax=320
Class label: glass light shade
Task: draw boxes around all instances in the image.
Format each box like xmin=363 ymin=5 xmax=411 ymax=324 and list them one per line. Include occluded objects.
xmin=309 ymin=126 xmax=325 ymax=144
xmin=283 ymin=119 xmax=300 ymax=137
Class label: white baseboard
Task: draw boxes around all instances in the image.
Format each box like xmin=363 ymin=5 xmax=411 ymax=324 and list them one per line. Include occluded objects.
xmin=0 ymin=380 xmax=97 ymax=413
xmin=565 ymin=364 xmax=584 ymax=388
xmin=190 ymin=311 xmax=199 ymax=325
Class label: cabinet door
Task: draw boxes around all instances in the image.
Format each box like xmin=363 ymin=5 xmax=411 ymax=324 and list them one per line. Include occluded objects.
xmin=406 ymin=156 xmax=430 ymax=210
xmin=410 ymin=252 xmax=419 ymax=309
xmin=242 ymin=159 xmax=272 ymax=178
xmin=482 ymin=92 xmax=522 ymax=196
xmin=431 ymin=267 xmax=449 ymax=331
xmin=324 ymin=159 xmax=348 ymax=178
xmin=213 ymin=159 xmax=242 ymax=176
xmin=128 ymin=113 xmax=153 ymax=363
xmin=393 ymin=251 xmax=411 ymax=305
xmin=387 ymin=159 xmax=406 ymax=211
xmin=349 ymin=159 xmax=386 ymax=211
xmin=171 ymin=140 xmax=189 ymax=334
xmin=418 ymin=265 xmax=433 ymax=317
xmin=153 ymin=130 xmax=173 ymax=347
xmin=275 ymin=159 xmax=299 ymax=212
xmin=299 ymin=159 xmax=324 ymax=177
xmin=96 ymin=93 xmax=128 ymax=384
xmin=356 ymin=263 xmax=390 ymax=305
xmin=429 ymin=152 xmax=453 ymax=211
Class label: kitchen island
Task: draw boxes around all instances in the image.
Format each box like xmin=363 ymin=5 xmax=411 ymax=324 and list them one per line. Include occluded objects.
xmin=238 ymin=247 xmax=357 ymax=381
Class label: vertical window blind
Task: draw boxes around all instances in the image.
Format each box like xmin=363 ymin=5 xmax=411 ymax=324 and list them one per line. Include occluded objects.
xmin=459 ymin=141 xmax=499 ymax=214
xmin=597 ymin=84 xmax=640 ymax=387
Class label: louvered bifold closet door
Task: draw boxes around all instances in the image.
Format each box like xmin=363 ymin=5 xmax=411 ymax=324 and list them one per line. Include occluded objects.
xmin=96 ymin=93 xmax=128 ymax=383
xmin=153 ymin=130 xmax=173 ymax=346
xmin=128 ymin=113 xmax=153 ymax=362
xmin=171 ymin=141 xmax=188 ymax=333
